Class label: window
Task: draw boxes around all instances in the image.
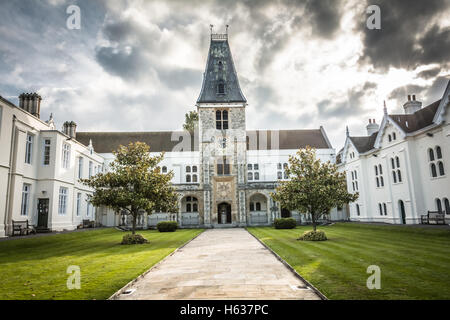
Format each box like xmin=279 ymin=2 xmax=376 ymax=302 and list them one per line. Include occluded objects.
xmin=436 ymin=198 xmax=443 ymax=213
xmin=192 ymin=174 xmax=198 ymax=183
xmin=375 ymin=164 xmax=384 ymax=188
xmin=58 ymin=187 xmax=68 ymax=215
xmin=215 ymin=110 xmax=229 ymax=130
xmin=186 ymin=166 xmax=191 ymax=173
xmin=21 ymin=184 xmax=31 ymax=216
xmin=78 ymin=157 xmax=83 ymax=179
xmin=379 ymin=203 xmax=383 ymax=216
xmin=444 ymin=198 xmax=450 ymax=215
xmin=393 ymin=132 xmax=397 ymax=140
xmin=186 ymin=175 xmax=191 ymax=183
xmin=43 ymin=139 xmax=51 ymax=165
xmin=350 ymin=169 xmax=358 ymax=192
xmin=62 ymin=143 xmax=70 ymax=168
xmin=277 ymin=162 xmax=288 ymax=180
xmin=217 ymin=82 xmax=225 ymax=95
xmin=428 ymin=146 xmax=445 ymax=178
xmin=25 ymin=134 xmax=33 ymax=164
xmin=391 ymin=157 xmax=402 ymax=183
xmin=186 ymin=166 xmax=198 ymax=183
xmin=87 ymin=202 xmax=91 ymax=217
xmin=256 ymin=202 xmax=261 ymax=211
xmin=162 ymin=166 xmax=167 ymax=173
xmin=248 ymin=163 xmax=260 ymax=181
xmin=438 ymin=162 xmax=445 ymax=176
xmin=217 ymin=157 xmax=230 ymax=175
xmin=388 ymin=134 xmax=392 ymax=142
xmin=76 ymin=193 xmax=81 ymax=216
xmin=192 ymin=166 xmax=197 ymax=173
xmin=356 ymin=204 xmax=360 ymax=216
xmin=185 ymin=197 xmax=198 ymax=212
xmin=383 ymin=203 xmax=387 ymax=216
xmin=88 ymin=161 xmax=93 ymax=178
xmin=250 ymin=202 xmax=254 ymax=211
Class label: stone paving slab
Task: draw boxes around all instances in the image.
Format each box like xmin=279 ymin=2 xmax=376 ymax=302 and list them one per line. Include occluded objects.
xmin=114 ymin=228 xmax=321 ymax=300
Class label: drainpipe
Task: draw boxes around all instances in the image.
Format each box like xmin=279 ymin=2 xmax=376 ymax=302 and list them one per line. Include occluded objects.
xmin=4 ymin=115 xmax=17 ymax=236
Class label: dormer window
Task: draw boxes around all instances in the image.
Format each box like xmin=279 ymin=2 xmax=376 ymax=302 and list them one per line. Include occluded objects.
xmin=217 ymin=81 xmax=225 ymax=95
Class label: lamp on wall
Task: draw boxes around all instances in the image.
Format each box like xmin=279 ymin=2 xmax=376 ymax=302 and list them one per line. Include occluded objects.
xmin=41 ymin=190 xmax=47 ymax=195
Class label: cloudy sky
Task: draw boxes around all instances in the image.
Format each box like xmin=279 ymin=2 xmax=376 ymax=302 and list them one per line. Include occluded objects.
xmin=0 ymin=0 xmax=449 ymax=149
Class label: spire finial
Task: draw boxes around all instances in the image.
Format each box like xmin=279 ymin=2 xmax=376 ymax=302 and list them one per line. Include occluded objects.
xmin=226 ymin=24 xmax=229 ymax=34
xmin=210 ymin=24 xmax=214 ymax=35
xmin=346 ymin=126 xmax=349 ymax=137
xmin=383 ymin=100 xmax=388 ymax=115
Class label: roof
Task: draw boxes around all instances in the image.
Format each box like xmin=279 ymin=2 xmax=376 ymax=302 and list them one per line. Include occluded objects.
xmin=349 ymin=132 xmax=378 ymax=153
xmin=77 ymin=129 xmax=332 ymax=154
xmin=76 ymin=131 xmax=198 ymax=153
xmin=196 ymin=34 xmax=246 ymax=104
xmin=247 ymin=129 xmax=332 ymax=150
xmin=389 ymin=99 xmax=441 ymax=133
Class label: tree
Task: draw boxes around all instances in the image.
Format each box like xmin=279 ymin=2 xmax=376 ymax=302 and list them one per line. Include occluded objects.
xmin=272 ymin=146 xmax=358 ymax=233
xmin=183 ymin=110 xmax=198 ymax=134
xmin=81 ymin=142 xmax=178 ymax=238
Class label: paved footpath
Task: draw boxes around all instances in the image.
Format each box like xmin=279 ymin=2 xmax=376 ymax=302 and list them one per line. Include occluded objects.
xmin=114 ymin=228 xmax=321 ymax=300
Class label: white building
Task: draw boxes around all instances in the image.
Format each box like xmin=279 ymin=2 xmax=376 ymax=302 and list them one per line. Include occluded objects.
xmin=337 ymin=80 xmax=450 ymax=224
xmin=0 ymin=94 xmax=104 ymax=237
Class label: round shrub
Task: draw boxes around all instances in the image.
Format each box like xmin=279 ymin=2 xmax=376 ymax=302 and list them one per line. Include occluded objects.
xmin=121 ymin=234 xmax=148 ymax=245
xmin=156 ymin=221 xmax=178 ymax=232
xmin=274 ymin=218 xmax=297 ymax=229
xmin=298 ymin=230 xmax=327 ymax=241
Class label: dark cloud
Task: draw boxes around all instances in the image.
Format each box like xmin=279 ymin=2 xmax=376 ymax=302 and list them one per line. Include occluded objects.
xmin=359 ymin=0 xmax=450 ymax=71
xmin=417 ymin=67 xmax=441 ymax=79
xmin=388 ymin=76 xmax=449 ymax=111
xmin=317 ymin=86 xmax=366 ymax=120
xmin=303 ymin=0 xmax=342 ymax=38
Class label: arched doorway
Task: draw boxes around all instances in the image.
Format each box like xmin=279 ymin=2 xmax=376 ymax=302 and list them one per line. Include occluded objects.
xmin=281 ymin=207 xmax=291 ymax=218
xmin=218 ymin=202 xmax=231 ymax=224
xmin=399 ymin=200 xmax=406 ymax=224
xmin=249 ymin=193 xmax=268 ymax=225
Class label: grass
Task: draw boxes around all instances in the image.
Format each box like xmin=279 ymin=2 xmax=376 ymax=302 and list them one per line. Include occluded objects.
xmin=247 ymin=223 xmax=450 ymax=300
xmin=0 ymin=228 xmax=203 ymax=300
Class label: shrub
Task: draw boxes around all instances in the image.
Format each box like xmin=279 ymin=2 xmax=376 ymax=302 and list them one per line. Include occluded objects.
xmin=156 ymin=221 xmax=178 ymax=232
xmin=274 ymin=218 xmax=297 ymax=229
xmin=121 ymin=234 xmax=148 ymax=245
xmin=298 ymin=230 xmax=327 ymax=241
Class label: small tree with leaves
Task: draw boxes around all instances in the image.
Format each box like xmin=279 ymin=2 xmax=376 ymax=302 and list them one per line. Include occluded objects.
xmin=183 ymin=110 xmax=198 ymax=134
xmin=81 ymin=142 xmax=178 ymax=241
xmin=272 ymin=146 xmax=358 ymax=236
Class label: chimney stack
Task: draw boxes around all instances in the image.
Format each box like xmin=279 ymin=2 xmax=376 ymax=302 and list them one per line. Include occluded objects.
xmin=19 ymin=93 xmax=42 ymax=118
xmin=403 ymin=94 xmax=422 ymax=114
xmin=63 ymin=121 xmax=77 ymax=139
xmin=366 ymin=118 xmax=379 ymax=136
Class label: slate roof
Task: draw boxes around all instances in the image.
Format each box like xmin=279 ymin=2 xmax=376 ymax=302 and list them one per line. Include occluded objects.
xmin=196 ymin=34 xmax=246 ymax=104
xmin=389 ymin=99 xmax=441 ymax=133
xmin=77 ymin=129 xmax=332 ymax=154
xmin=349 ymin=132 xmax=378 ymax=153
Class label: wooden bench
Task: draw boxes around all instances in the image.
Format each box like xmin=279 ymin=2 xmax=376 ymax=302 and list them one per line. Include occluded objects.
xmin=82 ymin=220 xmax=96 ymax=228
xmin=12 ymin=220 xmax=34 ymax=236
xmin=421 ymin=211 xmax=445 ymax=225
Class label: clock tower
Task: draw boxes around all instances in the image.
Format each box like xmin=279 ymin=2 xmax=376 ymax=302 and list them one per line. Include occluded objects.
xmin=196 ymin=29 xmax=248 ymax=227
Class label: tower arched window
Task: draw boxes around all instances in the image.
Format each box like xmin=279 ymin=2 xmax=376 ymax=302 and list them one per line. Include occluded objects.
xmin=428 ymin=148 xmax=435 ymax=161
xmin=391 ymin=156 xmax=402 ymax=183
xmin=383 ymin=203 xmax=387 ymax=215
xmin=436 ymin=146 xmax=442 ymax=159
xmin=356 ymin=204 xmax=360 ymax=216
xmin=431 ymin=163 xmax=437 ymax=177
xmin=388 ymin=134 xmax=392 ymax=142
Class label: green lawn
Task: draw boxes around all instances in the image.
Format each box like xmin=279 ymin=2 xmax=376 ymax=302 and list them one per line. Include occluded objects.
xmin=247 ymin=223 xmax=450 ymax=300
xmin=0 ymin=228 xmax=203 ymax=300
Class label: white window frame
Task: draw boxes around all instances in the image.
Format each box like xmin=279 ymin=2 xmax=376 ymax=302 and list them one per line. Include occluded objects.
xmin=25 ymin=134 xmax=33 ymax=164
xmin=21 ymin=184 xmax=31 ymax=216
xmin=58 ymin=187 xmax=68 ymax=215
xmin=78 ymin=157 xmax=84 ymax=179
xmin=62 ymin=143 xmax=70 ymax=169
xmin=42 ymin=139 xmax=51 ymax=166
xmin=89 ymin=161 xmax=93 ymax=178
xmin=76 ymin=193 xmax=81 ymax=216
